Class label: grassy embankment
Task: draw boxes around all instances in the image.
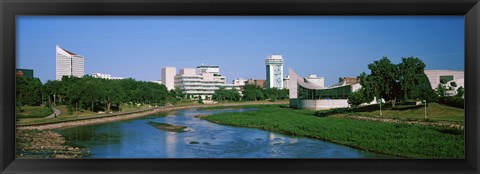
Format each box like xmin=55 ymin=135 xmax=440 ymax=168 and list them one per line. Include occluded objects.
xmin=16 ymin=104 xmax=153 ymax=125
xmin=204 ymin=104 xmax=464 ymax=158
xmin=322 ymin=103 xmax=464 ymax=123
xmin=16 ymin=106 xmax=53 ymax=118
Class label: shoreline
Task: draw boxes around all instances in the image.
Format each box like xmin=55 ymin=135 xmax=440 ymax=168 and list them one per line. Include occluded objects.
xmin=16 ymin=129 xmax=87 ymax=158
xmin=17 ymin=101 xmax=287 ymax=130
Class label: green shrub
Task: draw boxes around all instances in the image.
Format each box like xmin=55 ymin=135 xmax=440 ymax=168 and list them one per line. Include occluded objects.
xmin=438 ymin=96 xmax=464 ymax=109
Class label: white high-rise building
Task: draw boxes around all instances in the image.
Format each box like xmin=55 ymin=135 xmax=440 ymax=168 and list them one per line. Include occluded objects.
xmin=56 ymin=45 xmax=84 ymax=80
xmin=162 ymin=67 xmax=176 ymax=91
xmin=265 ymin=55 xmax=284 ymax=89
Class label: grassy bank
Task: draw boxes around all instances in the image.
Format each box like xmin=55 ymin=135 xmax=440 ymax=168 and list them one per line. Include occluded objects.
xmin=204 ymin=105 xmax=464 ymax=158
xmin=322 ymin=103 xmax=464 ymax=123
xmin=16 ymin=106 xmax=53 ymax=118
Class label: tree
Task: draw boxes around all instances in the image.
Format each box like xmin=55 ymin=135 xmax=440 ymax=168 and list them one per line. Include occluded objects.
xmin=450 ymin=81 xmax=457 ymax=88
xmin=347 ymin=90 xmax=366 ymax=107
xmin=242 ymin=84 xmax=260 ymax=101
xmin=357 ymin=72 xmax=375 ymax=103
xmin=456 ymin=86 xmax=464 ymax=98
xmin=367 ymin=57 xmax=400 ymax=107
xmin=16 ymin=77 xmax=43 ymax=106
xmin=436 ymin=83 xmax=446 ymax=97
xmin=397 ymin=57 xmax=427 ymax=100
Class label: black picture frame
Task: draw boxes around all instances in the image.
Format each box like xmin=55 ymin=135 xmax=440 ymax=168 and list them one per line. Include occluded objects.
xmin=1 ymin=0 xmax=479 ymax=173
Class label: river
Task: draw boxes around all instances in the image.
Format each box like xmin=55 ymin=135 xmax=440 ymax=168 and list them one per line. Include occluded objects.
xmin=56 ymin=108 xmax=391 ymax=158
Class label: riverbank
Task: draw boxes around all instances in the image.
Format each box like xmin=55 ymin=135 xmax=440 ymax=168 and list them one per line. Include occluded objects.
xmin=16 ymin=129 xmax=87 ymax=158
xmin=17 ymin=101 xmax=287 ymax=130
xmin=204 ymin=104 xmax=464 ymax=158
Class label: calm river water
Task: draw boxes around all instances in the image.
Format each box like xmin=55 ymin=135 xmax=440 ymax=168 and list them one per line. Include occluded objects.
xmin=56 ymin=108 xmax=391 ymax=158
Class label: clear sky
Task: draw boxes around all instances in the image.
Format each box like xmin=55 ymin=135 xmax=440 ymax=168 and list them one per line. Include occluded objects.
xmin=17 ymin=16 xmax=464 ymax=85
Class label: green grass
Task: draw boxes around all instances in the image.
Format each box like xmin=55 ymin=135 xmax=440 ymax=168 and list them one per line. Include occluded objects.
xmin=16 ymin=104 xmax=154 ymax=125
xmin=16 ymin=106 xmax=53 ymax=118
xmin=337 ymin=103 xmax=464 ymax=123
xmin=204 ymin=105 xmax=464 ymax=158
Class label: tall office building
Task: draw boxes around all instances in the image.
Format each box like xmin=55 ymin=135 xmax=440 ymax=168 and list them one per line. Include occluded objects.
xmin=56 ymin=45 xmax=84 ymax=80
xmin=162 ymin=67 xmax=176 ymax=91
xmin=265 ymin=55 xmax=284 ymax=89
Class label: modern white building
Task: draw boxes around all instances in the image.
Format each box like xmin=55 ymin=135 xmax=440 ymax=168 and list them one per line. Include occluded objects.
xmin=162 ymin=67 xmax=176 ymax=91
xmin=424 ymin=70 xmax=464 ymax=89
xmin=91 ymin=73 xmax=125 ymax=80
xmin=283 ymin=75 xmax=290 ymax=89
xmin=174 ymin=66 xmax=227 ymax=100
xmin=424 ymin=70 xmax=464 ymax=96
xmin=56 ymin=45 xmax=84 ymax=80
xmin=232 ymin=78 xmax=247 ymax=86
xmin=305 ymin=74 xmax=325 ymax=88
xmin=265 ymin=55 xmax=284 ymax=89
xmin=289 ymin=68 xmax=362 ymax=110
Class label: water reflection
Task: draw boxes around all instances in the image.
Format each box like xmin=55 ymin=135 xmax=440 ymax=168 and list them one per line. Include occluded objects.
xmin=56 ymin=108 xmax=391 ymax=158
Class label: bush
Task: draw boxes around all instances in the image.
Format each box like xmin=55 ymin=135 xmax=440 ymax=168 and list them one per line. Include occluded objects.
xmin=67 ymin=105 xmax=74 ymax=114
xmin=438 ymin=96 xmax=464 ymax=109
xmin=16 ymin=106 xmax=53 ymax=118
xmin=314 ymin=108 xmax=349 ymax=117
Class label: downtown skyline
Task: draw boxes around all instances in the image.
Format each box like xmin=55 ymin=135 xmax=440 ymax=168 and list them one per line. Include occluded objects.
xmin=17 ymin=16 xmax=464 ymax=85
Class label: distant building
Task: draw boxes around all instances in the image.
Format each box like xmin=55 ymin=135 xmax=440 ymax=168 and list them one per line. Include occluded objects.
xmin=162 ymin=67 xmax=176 ymax=91
xmin=289 ymin=68 xmax=362 ymax=110
xmin=16 ymin=68 xmax=34 ymax=78
xmin=424 ymin=70 xmax=464 ymax=96
xmin=247 ymin=78 xmax=265 ymax=88
xmin=91 ymin=73 xmax=126 ymax=80
xmin=56 ymin=45 xmax=84 ymax=80
xmin=196 ymin=65 xmax=220 ymax=75
xmin=232 ymin=78 xmax=247 ymax=86
xmin=265 ymin=55 xmax=284 ymax=89
xmin=283 ymin=75 xmax=290 ymax=89
xmin=151 ymin=80 xmax=162 ymax=85
xmin=174 ymin=66 xmax=227 ymax=100
xmin=305 ymin=74 xmax=325 ymax=87
xmin=331 ymin=77 xmax=358 ymax=87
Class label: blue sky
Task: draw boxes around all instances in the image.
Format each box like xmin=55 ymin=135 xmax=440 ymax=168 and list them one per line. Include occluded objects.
xmin=17 ymin=16 xmax=464 ymax=85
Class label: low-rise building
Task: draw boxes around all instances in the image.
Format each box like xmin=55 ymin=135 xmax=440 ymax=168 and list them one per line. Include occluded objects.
xmin=16 ymin=68 xmax=34 ymax=78
xmin=424 ymin=70 xmax=464 ymax=96
xmin=246 ymin=79 xmax=265 ymax=88
xmin=289 ymin=68 xmax=362 ymax=110
xmin=92 ymin=73 xmax=126 ymax=80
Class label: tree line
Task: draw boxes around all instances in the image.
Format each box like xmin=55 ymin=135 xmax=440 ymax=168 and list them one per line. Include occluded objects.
xmin=348 ymin=56 xmax=464 ymax=108
xmin=212 ymin=84 xmax=289 ymax=102
xmin=16 ymin=76 xmax=182 ymax=113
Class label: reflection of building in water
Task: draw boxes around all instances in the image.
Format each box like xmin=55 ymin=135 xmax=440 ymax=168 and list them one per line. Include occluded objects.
xmin=269 ymin=132 xmax=277 ymax=141
xmin=165 ymin=132 xmax=177 ymax=157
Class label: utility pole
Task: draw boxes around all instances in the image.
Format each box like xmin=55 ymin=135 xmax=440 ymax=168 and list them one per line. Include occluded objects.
xmin=378 ymin=97 xmax=382 ymax=116
xmin=423 ymin=100 xmax=427 ymax=119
